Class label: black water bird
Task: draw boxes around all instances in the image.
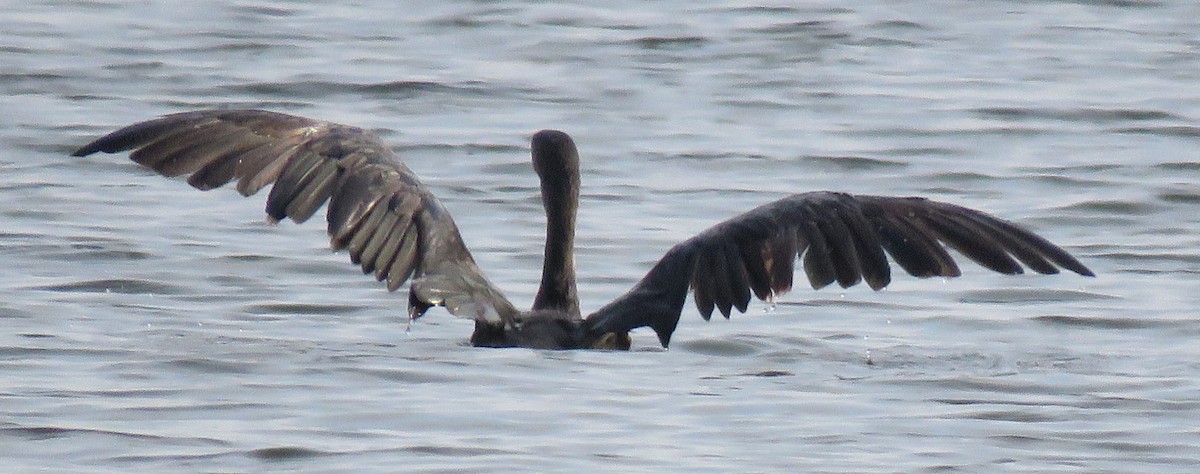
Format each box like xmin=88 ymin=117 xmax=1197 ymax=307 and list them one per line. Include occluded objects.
xmin=73 ymin=110 xmax=1094 ymax=349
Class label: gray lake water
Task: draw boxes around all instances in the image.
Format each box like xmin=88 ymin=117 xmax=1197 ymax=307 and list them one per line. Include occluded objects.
xmin=3 ymin=0 xmax=1200 ymax=472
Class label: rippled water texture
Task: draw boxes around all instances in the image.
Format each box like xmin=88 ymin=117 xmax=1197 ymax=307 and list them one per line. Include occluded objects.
xmin=3 ymin=1 xmax=1199 ymax=472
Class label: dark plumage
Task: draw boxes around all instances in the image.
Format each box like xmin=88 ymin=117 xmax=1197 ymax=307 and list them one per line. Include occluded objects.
xmin=73 ymin=109 xmax=1094 ymax=349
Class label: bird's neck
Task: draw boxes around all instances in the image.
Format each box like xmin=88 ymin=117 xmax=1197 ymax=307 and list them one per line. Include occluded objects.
xmin=531 ymin=135 xmax=581 ymax=318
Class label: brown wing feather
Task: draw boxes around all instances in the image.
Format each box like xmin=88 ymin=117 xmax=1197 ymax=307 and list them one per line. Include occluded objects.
xmin=587 ymin=191 xmax=1093 ymax=348
xmin=74 ymin=109 xmax=517 ymax=324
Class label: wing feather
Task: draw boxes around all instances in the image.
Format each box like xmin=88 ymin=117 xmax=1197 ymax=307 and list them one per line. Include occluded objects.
xmin=799 ymin=217 xmax=838 ymax=290
xmin=738 ymin=239 xmax=773 ymax=301
xmin=690 ymin=251 xmax=718 ymax=321
xmin=834 ymin=203 xmax=890 ymax=290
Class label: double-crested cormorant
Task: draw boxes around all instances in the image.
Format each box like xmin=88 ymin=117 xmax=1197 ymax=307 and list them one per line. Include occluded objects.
xmin=73 ymin=109 xmax=1094 ymax=350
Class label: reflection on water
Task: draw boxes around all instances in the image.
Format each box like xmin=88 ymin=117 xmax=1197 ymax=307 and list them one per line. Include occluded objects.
xmin=3 ymin=0 xmax=1199 ymax=472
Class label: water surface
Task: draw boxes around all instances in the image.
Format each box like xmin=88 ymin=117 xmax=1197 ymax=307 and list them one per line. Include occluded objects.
xmin=3 ymin=0 xmax=1199 ymax=472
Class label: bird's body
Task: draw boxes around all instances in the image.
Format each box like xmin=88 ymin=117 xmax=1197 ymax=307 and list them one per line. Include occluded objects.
xmin=74 ymin=109 xmax=1093 ymax=349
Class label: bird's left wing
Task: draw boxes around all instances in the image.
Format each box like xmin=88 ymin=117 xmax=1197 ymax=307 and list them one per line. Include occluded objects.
xmin=73 ymin=109 xmax=518 ymax=324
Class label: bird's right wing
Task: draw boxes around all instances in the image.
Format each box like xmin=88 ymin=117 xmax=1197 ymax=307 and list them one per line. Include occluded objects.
xmin=73 ymin=109 xmax=518 ymax=324
xmin=585 ymin=191 xmax=1093 ymax=348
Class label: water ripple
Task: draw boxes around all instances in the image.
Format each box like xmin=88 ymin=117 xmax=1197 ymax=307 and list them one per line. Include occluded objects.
xmin=249 ymin=446 xmax=327 ymax=460
xmin=957 ymin=288 xmax=1119 ymax=304
xmin=1032 ymin=315 xmax=1188 ymax=330
xmin=1054 ymin=199 xmax=1164 ymax=215
xmin=245 ymin=303 xmax=367 ymax=315
xmin=31 ymin=278 xmax=185 ymax=295
xmin=218 ymin=80 xmax=491 ymax=99
xmin=2 ymin=423 xmax=227 ymax=446
xmin=1114 ymin=126 xmax=1200 ymax=137
xmin=972 ymin=106 xmax=1182 ymax=123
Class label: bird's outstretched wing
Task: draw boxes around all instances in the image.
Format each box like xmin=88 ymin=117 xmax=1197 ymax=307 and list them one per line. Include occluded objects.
xmin=585 ymin=191 xmax=1093 ymax=348
xmin=73 ymin=109 xmax=518 ymax=324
